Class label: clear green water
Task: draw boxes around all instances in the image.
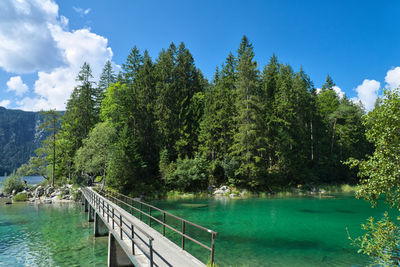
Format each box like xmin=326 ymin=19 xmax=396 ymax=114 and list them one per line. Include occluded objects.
xmin=0 ymin=194 xmax=393 ymax=266
xmin=0 ymin=201 xmax=108 ymax=267
xmin=148 ymin=194 xmax=394 ymax=267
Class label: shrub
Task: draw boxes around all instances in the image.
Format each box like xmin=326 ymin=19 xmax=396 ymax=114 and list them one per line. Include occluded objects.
xmin=1 ymin=173 xmax=25 ymax=194
xmin=13 ymin=192 xmax=28 ymax=202
xmin=167 ymin=156 xmax=209 ymax=192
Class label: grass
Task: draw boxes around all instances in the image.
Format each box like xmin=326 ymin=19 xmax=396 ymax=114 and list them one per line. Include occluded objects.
xmin=13 ymin=192 xmax=28 ymax=202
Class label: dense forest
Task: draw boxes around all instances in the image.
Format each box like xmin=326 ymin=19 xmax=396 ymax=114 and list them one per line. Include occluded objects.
xmin=21 ymin=36 xmax=372 ymax=194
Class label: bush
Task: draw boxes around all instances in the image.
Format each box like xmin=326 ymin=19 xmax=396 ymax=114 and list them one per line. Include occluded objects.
xmin=13 ymin=192 xmax=28 ymax=202
xmin=167 ymin=156 xmax=209 ymax=192
xmin=1 ymin=173 xmax=25 ymax=194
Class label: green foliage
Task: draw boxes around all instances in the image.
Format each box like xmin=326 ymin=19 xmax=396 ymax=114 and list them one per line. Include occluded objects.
xmin=167 ymin=156 xmax=209 ymax=192
xmin=8 ymin=38 xmax=371 ymax=198
xmin=346 ymin=88 xmax=400 ymax=265
xmin=74 ymin=121 xmax=117 ymax=183
xmin=349 ymin=213 xmax=400 ymax=266
xmin=352 ymin=89 xmax=400 ymax=208
xmin=1 ymin=173 xmax=24 ymax=194
xmin=13 ymin=192 xmax=28 ymax=202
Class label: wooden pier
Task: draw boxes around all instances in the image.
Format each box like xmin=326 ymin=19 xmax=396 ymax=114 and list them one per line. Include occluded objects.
xmin=81 ymin=187 xmax=217 ymax=267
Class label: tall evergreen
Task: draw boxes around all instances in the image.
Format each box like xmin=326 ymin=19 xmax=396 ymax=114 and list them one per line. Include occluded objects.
xmin=231 ymin=36 xmax=261 ymax=188
xmin=63 ymin=62 xmax=97 ymax=152
xmin=97 ymin=60 xmax=116 ymax=114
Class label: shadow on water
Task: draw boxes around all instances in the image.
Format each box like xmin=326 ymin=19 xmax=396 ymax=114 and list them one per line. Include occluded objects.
xmin=299 ymin=208 xmax=356 ymax=214
xmin=220 ymin=234 xmax=328 ymax=251
xmin=299 ymin=209 xmax=328 ymax=214
xmin=335 ymin=209 xmax=356 ymax=214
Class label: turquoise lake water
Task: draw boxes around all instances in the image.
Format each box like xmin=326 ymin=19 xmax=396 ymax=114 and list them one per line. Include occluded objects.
xmin=0 ymin=176 xmax=44 ymax=186
xmin=0 ymin=194 xmax=393 ymax=266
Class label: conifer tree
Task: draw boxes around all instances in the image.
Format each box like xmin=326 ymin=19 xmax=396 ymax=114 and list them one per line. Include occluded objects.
xmin=231 ymin=36 xmax=261 ymax=187
xmin=96 ymin=60 xmax=116 ymax=113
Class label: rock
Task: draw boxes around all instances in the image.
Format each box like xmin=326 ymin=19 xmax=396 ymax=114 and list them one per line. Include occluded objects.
xmin=35 ymin=186 xmax=44 ymax=198
xmin=29 ymin=198 xmax=35 ymax=202
xmin=0 ymin=192 xmax=3 ymax=197
xmin=229 ymin=193 xmax=236 ymax=198
xmin=60 ymin=187 xmax=70 ymax=195
xmin=62 ymin=194 xmax=70 ymax=200
xmin=46 ymin=187 xmax=55 ymax=197
xmin=214 ymin=185 xmax=231 ymax=195
xmin=11 ymin=189 xmax=16 ymax=196
xmin=43 ymin=198 xmax=52 ymax=204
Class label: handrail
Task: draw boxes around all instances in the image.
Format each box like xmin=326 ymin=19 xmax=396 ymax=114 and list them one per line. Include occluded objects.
xmin=97 ymin=188 xmax=217 ymax=265
xmin=81 ymin=187 xmax=154 ymax=266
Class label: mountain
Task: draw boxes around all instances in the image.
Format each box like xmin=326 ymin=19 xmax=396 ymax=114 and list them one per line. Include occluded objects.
xmin=0 ymin=107 xmax=46 ymax=175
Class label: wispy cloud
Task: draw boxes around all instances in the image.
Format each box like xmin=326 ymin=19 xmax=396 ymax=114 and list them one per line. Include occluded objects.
xmin=73 ymin=6 xmax=91 ymax=16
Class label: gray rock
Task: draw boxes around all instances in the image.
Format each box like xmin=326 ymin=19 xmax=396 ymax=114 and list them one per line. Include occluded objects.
xmin=43 ymin=198 xmax=52 ymax=204
xmin=35 ymin=186 xmax=44 ymax=198
xmin=62 ymin=194 xmax=70 ymax=200
xmin=229 ymin=193 xmax=236 ymax=198
xmin=46 ymin=187 xmax=55 ymax=196
xmin=11 ymin=189 xmax=16 ymax=196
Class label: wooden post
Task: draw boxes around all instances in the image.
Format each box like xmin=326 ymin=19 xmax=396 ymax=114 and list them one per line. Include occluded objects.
xmin=149 ymin=207 xmax=151 ymax=226
xmin=162 ymin=212 xmax=166 ymax=236
xmin=182 ymin=221 xmax=185 ymax=250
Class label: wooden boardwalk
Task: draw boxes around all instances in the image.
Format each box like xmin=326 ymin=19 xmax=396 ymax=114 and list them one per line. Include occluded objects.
xmin=81 ymin=187 xmax=206 ymax=267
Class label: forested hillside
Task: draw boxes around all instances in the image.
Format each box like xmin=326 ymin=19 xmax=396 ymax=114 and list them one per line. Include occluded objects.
xmin=0 ymin=107 xmax=46 ymax=175
xmin=26 ymin=36 xmax=372 ymax=194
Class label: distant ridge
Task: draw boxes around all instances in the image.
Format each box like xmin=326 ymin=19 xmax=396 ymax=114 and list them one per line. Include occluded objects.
xmin=0 ymin=107 xmax=47 ymax=175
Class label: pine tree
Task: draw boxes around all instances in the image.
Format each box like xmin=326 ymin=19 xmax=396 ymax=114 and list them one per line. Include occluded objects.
xmin=199 ymin=53 xmax=237 ymax=178
xmin=97 ymin=60 xmax=116 ymax=113
xmin=63 ymin=62 xmax=97 ymax=152
xmin=231 ymin=36 xmax=261 ymax=188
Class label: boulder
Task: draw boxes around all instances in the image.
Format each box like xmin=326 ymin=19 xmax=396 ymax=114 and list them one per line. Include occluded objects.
xmin=46 ymin=187 xmax=55 ymax=197
xmin=43 ymin=198 xmax=52 ymax=204
xmin=11 ymin=189 xmax=16 ymax=196
xmin=213 ymin=185 xmax=230 ymax=195
xmin=35 ymin=186 xmax=44 ymax=198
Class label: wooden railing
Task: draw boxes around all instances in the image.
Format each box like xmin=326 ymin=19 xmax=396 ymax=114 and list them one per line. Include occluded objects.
xmin=98 ymin=189 xmax=218 ymax=265
xmin=81 ymin=187 xmax=155 ymax=266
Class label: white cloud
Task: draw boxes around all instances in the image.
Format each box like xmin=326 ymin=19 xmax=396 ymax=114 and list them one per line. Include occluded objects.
xmin=0 ymin=99 xmax=10 ymax=108
xmin=0 ymin=0 xmax=114 ymax=111
xmin=28 ymin=25 xmax=113 ymax=110
xmin=385 ymin=67 xmax=400 ymax=90
xmin=6 ymin=76 xmax=29 ymax=96
xmin=333 ymin=86 xmax=344 ymax=99
xmin=16 ymin=97 xmax=51 ymax=111
xmin=353 ymin=79 xmax=380 ymax=111
xmin=73 ymin=7 xmax=91 ymax=16
xmin=315 ymin=86 xmax=345 ymax=99
xmin=0 ymin=0 xmax=65 ymax=73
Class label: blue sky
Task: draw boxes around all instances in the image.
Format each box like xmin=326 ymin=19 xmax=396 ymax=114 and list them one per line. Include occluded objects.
xmin=1 ymin=0 xmax=400 ymax=111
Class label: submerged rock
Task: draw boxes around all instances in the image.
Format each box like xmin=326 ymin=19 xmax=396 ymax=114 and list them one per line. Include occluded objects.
xmin=43 ymin=199 xmax=52 ymax=204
